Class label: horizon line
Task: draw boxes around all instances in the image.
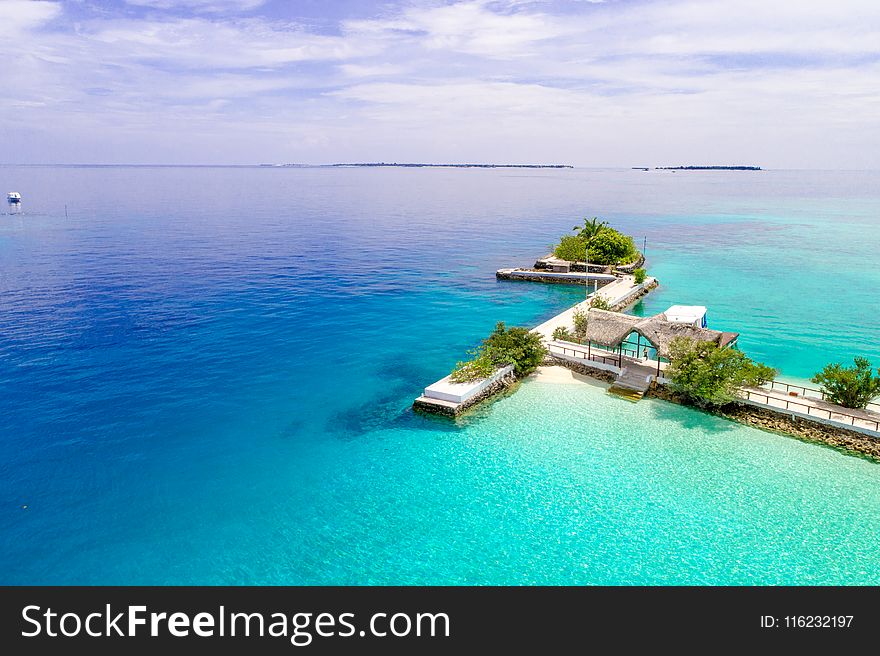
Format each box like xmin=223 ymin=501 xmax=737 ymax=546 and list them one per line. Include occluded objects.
xmin=5 ymin=163 xmax=879 ymax=172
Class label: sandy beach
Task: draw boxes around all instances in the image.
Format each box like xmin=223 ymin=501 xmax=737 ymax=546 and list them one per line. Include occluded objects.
xmin=528 ymin=365 xmax=608 ymax=387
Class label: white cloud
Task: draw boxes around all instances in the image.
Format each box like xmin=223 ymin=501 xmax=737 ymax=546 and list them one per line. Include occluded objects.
xmin=0 ymin=0 xmax=878 ymax=166
xmin=0 ymin=0 xmax=60 ymax=37
xmin=124 ymin=0 xmax=265 ymax=13
xmin=347 ymin=1 xmax=567 ymax=58
xmin=86 ymin=18 xmax=372 ymax=69
xmin=339 ymin=63 xmax=407 ymax=78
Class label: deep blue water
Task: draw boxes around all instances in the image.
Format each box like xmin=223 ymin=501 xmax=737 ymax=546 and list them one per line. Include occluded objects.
xmin=1 ymin=166 xmax=879 ymax=584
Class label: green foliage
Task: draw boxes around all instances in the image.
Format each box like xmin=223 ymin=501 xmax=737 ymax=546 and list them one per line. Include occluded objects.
xmin=573 ymin=216 xmax=609 ymax=241
xmin=553 ymin=234 xmax=586 ymax=262
xmin=633 ymin=268 xmax=647 ymax=284
xmin=450 ymin=322 xmax=548 ymax=382
xmin=483 ymin=322 xmax=548 ymax=377
xmin=666 ymin=337 xmax=777 ymax=408
xmin=588 ymin=230 xmax=638 ymax=265
xmin=811 ymin=357 xmax=880 ymax=409
xmin=572 ymin=309 xmax=589 ymax=340
xmin=552 ymin=325 xmax=573 ymax=342
xmin=589 ymin=296 xmax=611 ymax=310
xmin=449 ymin=350 xmax=496 ymax=383
xmin=552 ymin=218 xmax=639 ymax=265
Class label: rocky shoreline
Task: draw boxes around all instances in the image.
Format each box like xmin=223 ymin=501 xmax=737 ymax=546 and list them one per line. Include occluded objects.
xmin=415 ymin=354 xmax=879 ymax=462
xmin=496 ymin=251 xmax=647 ymax=285
xmin=545 ymin=355 xmax=618 ymax=383
xmin=647 ymin=384 xmax=880 ymax=462
xmin=533 ymin=251 xmax=646 ymax=273
xmin=413 ymin=369 xmax=518 ymax=417
xmin=608 ymin=279 xmax=658 ymax=312
xmin=495 ymin=270 xmax=602 ymax=285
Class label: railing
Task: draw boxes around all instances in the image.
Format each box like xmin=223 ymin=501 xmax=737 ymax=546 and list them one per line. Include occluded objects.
xmin=550 ymin=344 xmax=621 ymax=367
xmin=739 ymin=389 xmax=880 ymax=433
xmin=760 ymin=380 xmax=880 ymax=413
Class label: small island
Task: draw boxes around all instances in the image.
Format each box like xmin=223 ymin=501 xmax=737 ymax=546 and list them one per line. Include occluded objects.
xmin=496 ymin=217 xmax=646 ymax=283
xmin=656 ymin=165 xmax=762 ymax=171
xmin=328 ymin=163 xmax=573 ymax=169
xmin=259 ymin=163 xmax=574 ymax=169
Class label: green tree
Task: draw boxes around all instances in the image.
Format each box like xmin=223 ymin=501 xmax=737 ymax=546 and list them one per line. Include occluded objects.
xmin=483 ymin=322 xmax=547 ymax=377
xmin=552 ymin=217 xmax=640 ymax=265
xmin=573 ymin=216 xmax=609 ymax=241
xmin=589 ymin=230 xmax=638 ymax=265
xmin=666 ymin=337 xmax=777 ymax=408
xmin=633 ymin=268 xmax=647 ymax=284
xmin=553 ymin=234 xmax=586 ymax=262
xmin=811 ymin=357 xmax=880 ymax=409
xmin=450 ymin=322 xmax=548 ymax=382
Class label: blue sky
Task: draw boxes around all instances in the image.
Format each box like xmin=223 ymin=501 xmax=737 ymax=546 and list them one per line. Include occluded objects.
xmin=2 ymin=0 xmax=879 ymax=167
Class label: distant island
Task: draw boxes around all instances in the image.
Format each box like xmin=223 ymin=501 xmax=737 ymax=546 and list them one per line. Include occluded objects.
xmin=655 ymin=165 xmax=762 ymax=171
xmin=259 ymin=163 xmax=573 ymax=169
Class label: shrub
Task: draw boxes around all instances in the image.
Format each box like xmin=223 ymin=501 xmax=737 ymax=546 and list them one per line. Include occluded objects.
xmin=590 ymin=296 xmax=611 ymax=310
xmin=552 ymin=326 xmax=573 ymax=342
xmin=552 ymin=222 xmax=639 ymax=266
xmin=450 ymin=322 xmax=548 ymax=382
xmin=483 ymin=322 xmax=548 ymax=377
xmin=589 ymin=230 xmax=638 ymax=265
xmin=811 ymin=357 xmax=880 ymax=409
xmin=553 ymin=234 xmax=586 ymax=262
xmin=572 ymin=309 xmax=589 ymax=340
xmin=666 ymin=337 xmax=777 ymax=408
xmin=633 ymin=268 xmax=647 ymax=284
xmin=449 ymin=350 xmax=497 ymax=383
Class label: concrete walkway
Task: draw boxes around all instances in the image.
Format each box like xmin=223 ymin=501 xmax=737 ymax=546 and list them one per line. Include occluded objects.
xmin=531 ymin=275 xmax=655 ymax=340
xmin=532 ymin=298 xmax=593 ymax=340
xmin=738 ymin=386 xmax=880 ymax=435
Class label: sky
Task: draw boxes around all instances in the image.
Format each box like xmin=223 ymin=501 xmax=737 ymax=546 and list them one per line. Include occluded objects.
xmin=1 ymin=0 xmax=879 ymax=167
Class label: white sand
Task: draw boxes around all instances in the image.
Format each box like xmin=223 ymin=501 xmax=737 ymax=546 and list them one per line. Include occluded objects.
xmin=528 ymin=365 xmax=608 ymax=387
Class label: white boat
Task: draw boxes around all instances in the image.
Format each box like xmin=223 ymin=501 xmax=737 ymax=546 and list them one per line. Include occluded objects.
xmin=7 ymin=192 xmax=21 ymax=203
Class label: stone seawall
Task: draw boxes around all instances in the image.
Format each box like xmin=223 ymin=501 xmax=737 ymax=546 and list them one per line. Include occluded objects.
xmin=648 ymin=384 xmax=880 ymax=462
xmin=608 ymin=279 xmax=658 ymax=312
xmin=533 ymin=252 xmax=645 ymax=273
xmin=546 ymin=355 xmax=617 ymax=384
xmin=495 ymin=270 xmax=615 ymax=285
xmin=413 ymin=370 xmax=518 ymax=417
xmin=615 ymin=253 xmax=646 ymax=273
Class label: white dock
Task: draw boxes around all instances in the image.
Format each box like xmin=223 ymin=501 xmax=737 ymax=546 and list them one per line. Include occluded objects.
xmin=414 ymin=365 xmax=515 ymax=416
xmin=532 ymin=275 xmax=657 ymax=340
xmin=415 ymin=274 xmax=658 ymax=415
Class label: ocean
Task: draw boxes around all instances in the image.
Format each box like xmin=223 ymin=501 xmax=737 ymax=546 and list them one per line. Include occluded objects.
xmin=1 ymin=165 xmax=878 ymax=584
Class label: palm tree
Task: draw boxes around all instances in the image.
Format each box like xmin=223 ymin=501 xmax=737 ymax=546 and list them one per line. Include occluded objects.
xmin=572 ymin=217 xmax=608 ymax=297
xmin=572 ymin=217 xmax=608 ymax=241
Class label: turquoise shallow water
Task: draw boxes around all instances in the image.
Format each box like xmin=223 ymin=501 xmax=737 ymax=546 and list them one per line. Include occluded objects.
xmin=1 ymin=166 xmax=878 ymax=584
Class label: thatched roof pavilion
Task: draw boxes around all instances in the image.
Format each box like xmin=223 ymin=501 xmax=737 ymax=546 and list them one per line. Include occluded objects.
xmin=583 ymin=309 xmax=642 ymax=347
xmin=583 ymin=308 xmax=738 ymax=359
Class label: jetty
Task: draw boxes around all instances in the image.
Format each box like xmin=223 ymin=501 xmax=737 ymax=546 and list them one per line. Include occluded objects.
xmin=495 ymin=269 xmax=617 ymax=285
xmin=497 ymin=251 xmax=645 ymax=285
xmin=531 ymin=275 xmax=656 ymax=339
xmin=413 ymin=237 xmax=879 ymax=461
xmin=415 ymin=273 xmax=659 ymax=415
